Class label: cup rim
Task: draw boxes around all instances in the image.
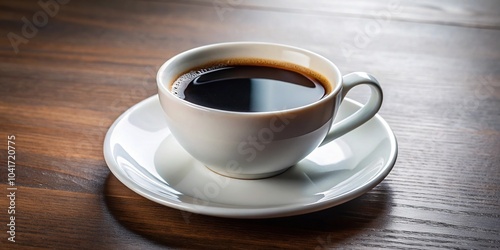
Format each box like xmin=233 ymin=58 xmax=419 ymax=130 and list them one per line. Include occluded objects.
xmin=157 ymin=41 xmax=342 ymax=115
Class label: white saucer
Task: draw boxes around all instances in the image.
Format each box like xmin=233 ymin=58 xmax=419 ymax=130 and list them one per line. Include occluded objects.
xmin=103 ymin=95 xmax=397 ymax=219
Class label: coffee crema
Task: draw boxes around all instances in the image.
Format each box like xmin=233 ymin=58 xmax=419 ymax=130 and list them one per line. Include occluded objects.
xmin=171 ymin=59 xmax=331 ymax=112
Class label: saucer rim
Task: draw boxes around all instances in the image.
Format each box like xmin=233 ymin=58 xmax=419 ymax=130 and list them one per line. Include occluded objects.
xmin=103 ymin=95 xmax=398 ymax=219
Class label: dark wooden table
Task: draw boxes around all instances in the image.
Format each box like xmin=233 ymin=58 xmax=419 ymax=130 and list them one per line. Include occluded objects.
xmin=1 ymin=0 xmax=499 ymax=248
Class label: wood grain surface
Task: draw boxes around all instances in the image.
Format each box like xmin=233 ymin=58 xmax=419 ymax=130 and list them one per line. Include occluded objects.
xmin=1 ymin=0 xmax=499 ymax=249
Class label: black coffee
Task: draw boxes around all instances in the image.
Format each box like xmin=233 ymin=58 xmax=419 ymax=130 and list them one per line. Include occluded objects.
xmin=172 ymin=62 xmax=327 ymax=112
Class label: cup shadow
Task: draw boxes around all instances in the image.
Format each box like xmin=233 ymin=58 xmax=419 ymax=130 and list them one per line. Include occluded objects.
xmin=104 ymin=173 xmax=393 ymax=249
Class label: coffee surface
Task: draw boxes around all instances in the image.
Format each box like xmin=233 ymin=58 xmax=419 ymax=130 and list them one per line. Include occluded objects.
xmin=173 ymin=65 xmax=326 ymax=112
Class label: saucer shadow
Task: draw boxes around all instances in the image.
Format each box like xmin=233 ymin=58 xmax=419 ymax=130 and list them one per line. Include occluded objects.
xmin=104 ymin=173 xmax=393 ymax=249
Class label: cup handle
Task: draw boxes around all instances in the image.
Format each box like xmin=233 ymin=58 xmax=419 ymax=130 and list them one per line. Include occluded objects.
xmin=320 ymin=72 xmax=383 ymax=146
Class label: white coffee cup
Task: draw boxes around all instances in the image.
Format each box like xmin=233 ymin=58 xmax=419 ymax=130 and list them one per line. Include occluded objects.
xmin=157 ymin=42 xmax=383 ymax=179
